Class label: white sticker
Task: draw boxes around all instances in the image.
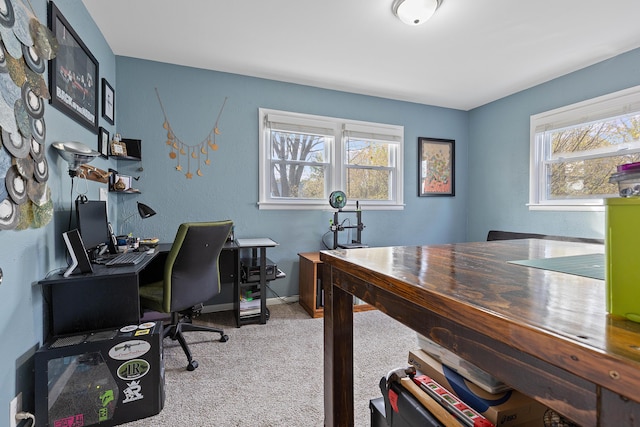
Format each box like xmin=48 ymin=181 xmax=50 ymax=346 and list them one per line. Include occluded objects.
xmin=122 ymin=380 xmax=144 ymax=403
xmin=120 ymin=325 xmax=138 ymax=333
xmin=109 ymin=340 xmax=151 ymax=360
xmin=138 ymin=322 xmax=156 ymax=329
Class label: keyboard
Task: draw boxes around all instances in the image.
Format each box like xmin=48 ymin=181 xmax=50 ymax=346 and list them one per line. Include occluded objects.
xmin=105 ymin=251 xmax=148 ymax=267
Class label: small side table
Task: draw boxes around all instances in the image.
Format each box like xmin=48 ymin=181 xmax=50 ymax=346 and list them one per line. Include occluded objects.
xmin=298 ymin=251 xmax=374 ymax=318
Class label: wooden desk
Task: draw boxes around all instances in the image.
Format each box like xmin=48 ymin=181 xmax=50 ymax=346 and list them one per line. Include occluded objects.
xmin=321 ymin=239 xmax=640 ymax=427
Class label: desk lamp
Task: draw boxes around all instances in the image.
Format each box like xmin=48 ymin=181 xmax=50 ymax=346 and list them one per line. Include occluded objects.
xmin=54 ymin=141 xmax=102 ymax=230
xmin=120 ymin=202 xmax=156 ymax=234
xmin=52 ymin=141 xmax=100 ymax=177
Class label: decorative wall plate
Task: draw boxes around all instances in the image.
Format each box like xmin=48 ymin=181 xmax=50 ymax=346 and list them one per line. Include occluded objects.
xmin=27 ymin=178 xmax=46 ymax=205
xmin=0 ymin=91 xmax=18 ymax=134
xmin=0 ymin=43 xmax=7 ymax=73
xmin=21 ymin=44 xmax=44 ymax=74
xmin=32 ymin=157 xmax=47 ymax=182
xmin=2 ymin=129 xmax=29 ymax=158
xmin=22 ymin=83 xmax=43 ymax=118
xmin=29 ymin=138 xmax=43 ymax=161
xmin=30 ymin=116 xmax=44 ymax=143
xmin=0 ymin=198 xmax=18 ymax=230
xmin=0 ymin=0 xmax=16 ymax=28
xmin=0 ymin=146 xmax=10 ymax=201
xmin=0 ymin=72 xmax=21 ymax=105
xmin=6 ymin=165 xmax=27 ymax=204
xmin=12 ymin=0 xmax=33 ymax=46
xmin=31 ymin=187 xmax=52 ymax=228
xmin=14 ymin=155 xmax=33 ymax=178
xmin=14 ymin=98 xmax=31 ymax=138
xmin=0 ymin=25 xmax=22 ymax=59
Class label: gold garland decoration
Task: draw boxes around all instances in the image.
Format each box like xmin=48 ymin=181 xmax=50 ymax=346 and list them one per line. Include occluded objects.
xmin=155 ymin=88 xmax=228 ymax=179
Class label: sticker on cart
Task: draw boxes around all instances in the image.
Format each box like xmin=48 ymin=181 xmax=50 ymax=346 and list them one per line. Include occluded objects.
xmin=138 ymin=322 xmax=156 ymax=329
xmin=122 ymin=380 xmax=144 ymax=403
xmin=120 ymin=325 xmax=138 ymax=333
xmin=108 ymin=339 xmax=151 ymax=360
xmin=134 ymin=328 xmax=150 ymax=336
xmin=117 ymin=359 xmax=151 ymax=381
xmin=53 ymin=414 xmax=84 ymax=427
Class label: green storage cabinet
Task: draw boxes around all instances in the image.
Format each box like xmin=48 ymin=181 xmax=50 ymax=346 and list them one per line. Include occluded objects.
xmin=605 ymin=197 xmax=640 ymax=322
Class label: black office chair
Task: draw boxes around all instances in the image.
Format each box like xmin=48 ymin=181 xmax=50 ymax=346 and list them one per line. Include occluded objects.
xmin=486 ymin=230 xmax=603 ymax=244
xmin=139 ymin=221 xmax=233 ymax=371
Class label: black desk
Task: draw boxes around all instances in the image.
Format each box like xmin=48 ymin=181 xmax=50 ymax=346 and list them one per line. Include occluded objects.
xmin=39 ymin=248 xmax=165 ymax=338
xmin=39 ymin=239 xmax=277 ymax=339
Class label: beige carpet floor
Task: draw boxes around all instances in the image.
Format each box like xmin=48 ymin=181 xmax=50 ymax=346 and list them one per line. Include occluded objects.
xmin=121 ymin=303 xmax=418 ymax=426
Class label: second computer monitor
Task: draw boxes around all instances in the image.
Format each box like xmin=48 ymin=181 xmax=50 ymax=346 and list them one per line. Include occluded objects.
xmin=76 ymin=200 xmax=114 ymax=256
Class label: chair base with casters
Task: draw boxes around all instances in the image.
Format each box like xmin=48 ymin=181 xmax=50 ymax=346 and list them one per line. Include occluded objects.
xmin=139 ymin=220 xmax=234 ymax=371
xmin=163 ymin=304 xmax=229 ymax=371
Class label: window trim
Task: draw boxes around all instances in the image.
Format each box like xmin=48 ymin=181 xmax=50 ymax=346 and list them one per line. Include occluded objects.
xmin=529 ymin=85 xmax=640 ymax=211
xmin=258 ymin=108 xmax=404 ymax=210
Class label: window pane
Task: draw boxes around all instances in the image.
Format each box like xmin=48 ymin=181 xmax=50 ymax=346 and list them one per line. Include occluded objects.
xmin=270 ymin=163 xmax=326 ymax=199
xmin=551 ymin=113 xmax=640 ymax=156
xmin=269 ymin=130 xmax=328 ymax=199
xmin=346 ymin=168 xmax=391 ymax=200
xmin=271 ymin=131 xmax=327 ymax=162
xmin=346 ymin=139 xmax=393 ymax=167
xmin=547 ymin=154 xmax=640 ymax=199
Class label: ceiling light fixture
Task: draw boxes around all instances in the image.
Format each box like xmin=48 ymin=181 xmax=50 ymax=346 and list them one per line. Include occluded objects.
xmin=392 ymin=0 xmax=442 ymax=26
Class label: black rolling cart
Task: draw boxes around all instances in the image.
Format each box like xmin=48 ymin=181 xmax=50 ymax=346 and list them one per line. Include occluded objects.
xmin=35 ymin=323 xmax=164 ymax=427
xmin=234 ymin=238 xmax=283 ymax=327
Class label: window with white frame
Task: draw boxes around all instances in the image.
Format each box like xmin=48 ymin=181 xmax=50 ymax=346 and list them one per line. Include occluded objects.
xmin=529 ymin=85 xmax=640 ymax=210
xmin=258 ymin=108 xmax=404 ymax=210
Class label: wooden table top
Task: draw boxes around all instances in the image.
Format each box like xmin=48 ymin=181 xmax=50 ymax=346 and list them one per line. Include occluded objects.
xmin=320 ymin=239 xmax=640 ymax=404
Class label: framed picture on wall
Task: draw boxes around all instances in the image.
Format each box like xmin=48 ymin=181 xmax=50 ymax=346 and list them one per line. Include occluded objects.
xmin=48 ymin=2 xmax=99 ymax=133
xmin=101 ymin=78 xmax=115 ymax=125
xmin=419 ymin=137 xmax=455 ymax=197
xmin=98 ymin=127 xmax=109 ymax=158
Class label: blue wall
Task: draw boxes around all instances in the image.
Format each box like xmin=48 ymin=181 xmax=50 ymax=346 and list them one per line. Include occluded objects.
xmin=113 ymin=57 xmax=470 ymax=304
xmin=467 ymin=47 xmax=640 ymax=242
xmin=0 ymin=0 xmax=118 ymax=421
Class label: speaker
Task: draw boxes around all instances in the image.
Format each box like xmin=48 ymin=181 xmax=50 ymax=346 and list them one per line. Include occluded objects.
xmin=62 ymin=229 xmax=94 ymax=277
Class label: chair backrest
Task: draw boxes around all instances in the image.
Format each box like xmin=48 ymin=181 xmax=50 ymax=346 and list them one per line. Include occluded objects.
xmin=163 ymin=221 xmax=233 ymax=313
xmin=486 ymin=230 xmax=603 ymax=245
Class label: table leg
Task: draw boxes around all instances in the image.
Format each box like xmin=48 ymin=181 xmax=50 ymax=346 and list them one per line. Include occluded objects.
xmin=324 ymin=265 xmax=354 ymax=426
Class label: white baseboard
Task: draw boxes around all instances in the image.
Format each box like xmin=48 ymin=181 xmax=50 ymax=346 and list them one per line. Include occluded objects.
xmin=201 ymin=295 xmax=300 ymax=314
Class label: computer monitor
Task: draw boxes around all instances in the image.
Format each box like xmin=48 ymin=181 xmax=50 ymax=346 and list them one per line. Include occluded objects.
xmin=76 ymin=200 xmax=115 ymax=257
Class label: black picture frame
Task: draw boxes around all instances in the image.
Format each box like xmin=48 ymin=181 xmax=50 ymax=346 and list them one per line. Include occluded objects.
xmin=48 ymin=2 xmax=99 ymax=134
xmin=419 ymin=137 xmax=455 ymax=197
xmin=98 ymin=127 xmax=109 ymax=158
xmin=101 ymin=78 xmax=115 ymax=125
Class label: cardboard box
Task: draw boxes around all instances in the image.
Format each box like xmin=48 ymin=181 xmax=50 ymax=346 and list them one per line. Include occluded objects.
xmin=409 ymin=349 xmax=547 ymax=427
xmin=417 ymin=333 xmax=510 ymax=393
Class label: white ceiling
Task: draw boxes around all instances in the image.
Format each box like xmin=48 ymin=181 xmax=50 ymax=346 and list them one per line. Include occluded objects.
xmin=81 ymin=0 xmax=640 ymax=111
